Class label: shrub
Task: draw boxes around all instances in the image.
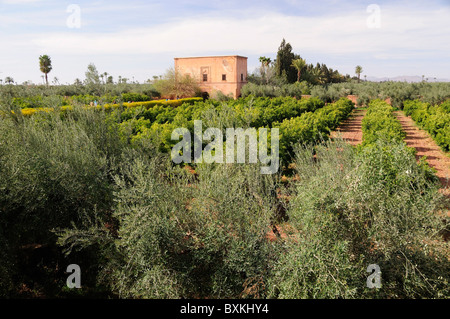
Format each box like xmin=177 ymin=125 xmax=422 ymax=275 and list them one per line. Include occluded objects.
xmin=403 ymin=99 xmax=450 ymax=151
xmin=267 ymin=138 xmax=448 ymax=298
xmin=361 ymin=99 xmax=406 ymax=147
xmin=276 ymin=97 xmax=354 ymax=163
xmin=0 ymin=105 xmax=132 ymax=296
xmin=121 ymin=92 xmax=151 ymax=102
xmin=57 ymin=156 xmax=281 ymax=298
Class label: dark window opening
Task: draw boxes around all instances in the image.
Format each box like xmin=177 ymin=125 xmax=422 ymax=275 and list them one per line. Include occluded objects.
xmin=203 ymin=74 xmax=208 ymax=82
xmin=241 ymin=74 xmax=244 ymax=81
xmin=222 ymin=74 xmax=226 ymax=81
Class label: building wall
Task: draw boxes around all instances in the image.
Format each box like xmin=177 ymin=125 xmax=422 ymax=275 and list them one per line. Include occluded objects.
xmin=174 ymin=55 xmax=248 ymax=99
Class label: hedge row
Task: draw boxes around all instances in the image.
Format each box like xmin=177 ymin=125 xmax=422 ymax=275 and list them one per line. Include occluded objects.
xmin=360 ymin=99 xmax=439 ymax=187
xmin=361 ymin=99 xmax=406 ymax=147
xmin=120 ymin=95 xmax=326 ymax=128
xmin=403 ymin=100 xmax=450 ymax=152
xmin=11 ymin=93 xmax=158 ymax=109
xmin=238 ymin=95 xmax=325 ymax=128
xmin=17 ymin=95 xmax=354 ymax=165
xmin=121 ymin=97 xmax=353 ymax=165
xmin=19 ymin=97 xmax=204 ymax=116
xmin=276 ymin=97 xmax=355 ymax=162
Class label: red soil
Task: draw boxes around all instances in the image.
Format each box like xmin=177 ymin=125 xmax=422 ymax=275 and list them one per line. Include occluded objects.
xmin=395 ymin=112 xmax=450 ymax=207
xmin=331 ymin=108 xmax=366 ymax=145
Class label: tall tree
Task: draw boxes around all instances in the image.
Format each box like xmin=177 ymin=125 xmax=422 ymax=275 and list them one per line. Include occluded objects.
xmin=259 ymin=56 xmax=271 ymax=66
xmin=259 ymin=56 xmax=272 ymax=83
xmin=85 ymin=63 xmax=101 ymax=85
xmin=355 ymin=65 xmax=363 ymax=83
xmin=274 ymin=39 xmax=299 ymax=83
xmin=39 ymin=55 xmax=52 ymax=86
xmin=320 ymin=64 xmax=331 ymax=83
xmin=310 ymin=67 xmax=325 ymax=84
xmin=291 ymin=58 xmax=306 ymax=82
xmin=4 ymin=76 xmax=14 ymax=84
xmin=153 ymin=68 xmax=200 ymax=98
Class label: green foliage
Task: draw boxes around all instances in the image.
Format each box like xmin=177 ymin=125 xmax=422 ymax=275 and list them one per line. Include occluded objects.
xmin=240 ymin=81 xmax=311 ymax=98
xmin=361 ymin=99 xmax=406 ymax=147
xmin=276 ymin=97 xmax=354 ymax=162
xmin=0 ymin=104 xmax=133 ymax=296
xmin=121 ymin=92 xmax=152 ymax=102
xmin=403 ymin=100 xmax=450 ymax=151
xmin=211 ymin=90 xmax=234 ymax=102
xmin=274 ymin=38 xmax=300 ymax=83
xmin=291 ymin=58 xmax=307 ymax=82
xmin=268 ymin=139 xmax=448 ymax=298
xmin=153 ymin=68 xmax=202 ymax=98
xmin=57 ymin=155 xmax=280 ymax=298
xmin=85 ymin=63 xmax=101 ymax=85
xmin=242 ymin=81 xmax=450 ymax=107
xmin=1 ymin=85 xmax=448 ymax=299
xmin=115 ymin=96 xmax=330 ymax=160
xmin=39 ymin=55 xmax=52 ymax=86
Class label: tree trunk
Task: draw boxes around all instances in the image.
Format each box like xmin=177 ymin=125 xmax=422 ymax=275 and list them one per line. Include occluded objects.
xmin=45 ymin=73 xmax=48 ymax=86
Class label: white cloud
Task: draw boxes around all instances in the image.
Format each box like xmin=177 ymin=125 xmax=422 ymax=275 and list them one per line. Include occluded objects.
xmin=29 ymin=4 xmax=450 ymax=58
xmin=2 ymin=1 xmax=450 ymax=82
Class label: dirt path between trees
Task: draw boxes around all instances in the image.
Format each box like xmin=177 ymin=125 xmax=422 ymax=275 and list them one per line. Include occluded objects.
xmin=394 ymin=112 xmax=450 ymax=201
xmin=333 ymin=108 xmax=449 ymax=199
xmin=331 ymin=108 xmax=366 ymax=145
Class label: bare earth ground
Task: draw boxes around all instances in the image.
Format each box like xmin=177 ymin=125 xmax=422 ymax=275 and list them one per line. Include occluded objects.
xmin=331 ymin=108 xmax=366 ymax=145
xmin=332 ymin=108 xmax=449 ymax=219
xmin=394 ymin=112 xmax=450 ymax=188
xmin=394 ymin=112 xmax=450 ymax=216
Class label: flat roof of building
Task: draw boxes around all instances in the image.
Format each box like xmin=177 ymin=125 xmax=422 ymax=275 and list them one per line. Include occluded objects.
xmin=174 ymin=55 xmax=247 ymax=60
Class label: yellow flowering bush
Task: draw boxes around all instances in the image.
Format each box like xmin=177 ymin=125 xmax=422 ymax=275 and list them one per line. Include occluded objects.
xmin=19 ymin=97 xmax=203 ymax=116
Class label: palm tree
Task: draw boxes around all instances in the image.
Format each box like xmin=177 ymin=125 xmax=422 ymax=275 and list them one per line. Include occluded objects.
xmin=355 ymin=65 xmax=363 ymax=83
xmin=259 ymin=56 xmax=271 ymax=68
xmin=259 ymin=56 xmax=272 ymax=83
xmin=39 ymin=55 xmax=52 ymax=86
xmin=4 ymin=76 xmax=14 ymax=84
xmin=291 ymin=58 xmax=306 ymax=82
xmin=310 ymin=68 xmax=324 ymax=85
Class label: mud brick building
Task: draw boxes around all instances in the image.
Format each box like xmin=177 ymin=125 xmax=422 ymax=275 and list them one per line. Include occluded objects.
xmin=174 ymin=55 xmax=248 ymax=99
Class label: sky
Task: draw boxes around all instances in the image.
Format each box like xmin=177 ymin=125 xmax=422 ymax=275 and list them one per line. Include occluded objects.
xmin=0 ymin=0 xmax=449 ymax=84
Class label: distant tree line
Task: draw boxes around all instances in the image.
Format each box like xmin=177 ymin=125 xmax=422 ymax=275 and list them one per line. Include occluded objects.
xmin=250 ymin=39 xmax=352 ymax=87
